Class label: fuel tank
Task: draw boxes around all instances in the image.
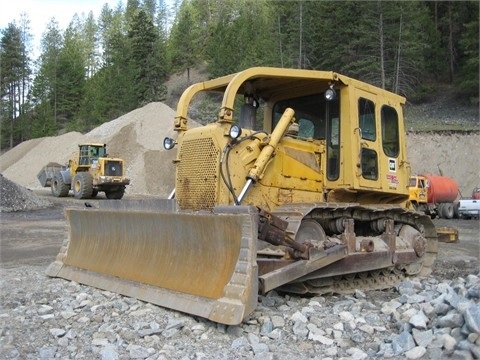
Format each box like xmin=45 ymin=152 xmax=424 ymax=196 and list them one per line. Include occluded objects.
xmin=422 ymin=174 xmax=459 ymax=204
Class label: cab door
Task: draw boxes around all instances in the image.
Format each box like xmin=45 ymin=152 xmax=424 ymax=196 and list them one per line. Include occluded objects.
xmin=354 ymin=91 xmax=382 ymax=189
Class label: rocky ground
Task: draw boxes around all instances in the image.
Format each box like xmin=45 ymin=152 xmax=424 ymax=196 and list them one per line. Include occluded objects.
xmin=0 ymin=174 xmax=52 ymax=212
xmin=0 ymin=176 xmax=479 ymax=360
xmin=0 ymin=265 xmax=479 ymax=360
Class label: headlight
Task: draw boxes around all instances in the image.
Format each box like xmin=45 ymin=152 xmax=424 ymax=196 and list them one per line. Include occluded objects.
xmin=163 ymin=137 xmax=175 ymax=150
xmin=229 ymin=125 xmax=242 ymax=139
xmin=325 ymin=88 xmax=336 ymax=101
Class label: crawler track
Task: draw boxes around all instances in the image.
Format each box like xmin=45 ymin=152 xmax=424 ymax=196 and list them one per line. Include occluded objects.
xmin=272 ymin=203 xmax=438 ymax=295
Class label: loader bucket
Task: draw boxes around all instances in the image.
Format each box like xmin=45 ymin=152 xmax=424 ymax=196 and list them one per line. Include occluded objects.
xmin=37 ymin=162 xmax=65 ymax=187
xmin=46 ymin=201 xmax=259 ymax=325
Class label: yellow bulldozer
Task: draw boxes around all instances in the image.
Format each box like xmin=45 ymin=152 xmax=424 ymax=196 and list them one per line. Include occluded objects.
xmin=37 ymin=143 xmax=130 ymax=199
xmin=47 ymin=67 xmax=437 ymax=325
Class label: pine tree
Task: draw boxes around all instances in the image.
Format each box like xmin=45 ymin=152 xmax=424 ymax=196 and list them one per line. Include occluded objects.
xmin=1 ymin=22 xmax=30 ymax=148
xmin=30 ymin=19 xmax=63 ymax=135
xmin=128 ymin=9 xmax=166 ymax=105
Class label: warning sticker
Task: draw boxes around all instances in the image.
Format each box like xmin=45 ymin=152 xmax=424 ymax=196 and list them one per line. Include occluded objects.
xmin=386 ymin=173 xmax=399 ymax=189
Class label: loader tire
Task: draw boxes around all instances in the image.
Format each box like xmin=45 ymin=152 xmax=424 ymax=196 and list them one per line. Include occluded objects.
xmin=51 ymin=172 xmax=69 ymax=197
xmin=105 ymin=187 xmax=125 ymax=200
xmin=73 ymin=172 xmax=93 ymax=199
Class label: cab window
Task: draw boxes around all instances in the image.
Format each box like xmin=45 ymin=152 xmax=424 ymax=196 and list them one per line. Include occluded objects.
xmin=381 ymin=105 xmax=399 ymax=157
xmin=409 ymin=177 xmax=417 ymax=187
xmin=273 ymin=93 xmax=326 ymax=140
xmin=273 ymin=92 xmax=341 ymax=180
xmin=79 ymin=145 xmax=90 ymax=165
xmin=358 ymin=98 xmax=376 ymax=141
xmin=361 ymin=148 xmax=378 ymax=180
xmin=327 ymin=115 xmax=340 ymax=180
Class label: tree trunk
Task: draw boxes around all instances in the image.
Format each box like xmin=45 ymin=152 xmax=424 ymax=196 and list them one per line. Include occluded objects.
xmin=378 ymin=1 xmax=385 ymax=89
xmin=298 ymin=1 xmax=303 ymax=69
xmin=447 ymin=4 xmax=454 ymax=84
xmin=278 ymin=15 xmax=284 ymax=67
xmin=394 ymin=12 xmax=403 ymax=94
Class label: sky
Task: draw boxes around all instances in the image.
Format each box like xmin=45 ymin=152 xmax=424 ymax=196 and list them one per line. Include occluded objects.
xmin=0 ymin=0 xmax=151 ymax=57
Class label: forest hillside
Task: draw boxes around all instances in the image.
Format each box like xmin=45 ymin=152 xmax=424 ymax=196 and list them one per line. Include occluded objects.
xmin=1 ymin=0 xmax=478 ymax=150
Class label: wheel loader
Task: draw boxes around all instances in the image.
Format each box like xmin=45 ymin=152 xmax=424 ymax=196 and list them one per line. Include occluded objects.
xmin=37 ymin=143 xmax=130 ymax=199
xmin=47 ymin=67 xmax=437 ymax=325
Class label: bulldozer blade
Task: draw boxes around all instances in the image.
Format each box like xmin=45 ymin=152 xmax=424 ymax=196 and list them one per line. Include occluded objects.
xmin=46 ymin=204 xmax=259 ymax=325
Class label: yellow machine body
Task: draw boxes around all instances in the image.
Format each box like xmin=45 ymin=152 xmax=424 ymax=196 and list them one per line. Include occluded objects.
xmin=39 ymin=143 xmax=130 ymax=199
xmin=409 ymin=175 xmax=429 ymax=206
xmin=47 ymin=67 xmax=437 ymax=325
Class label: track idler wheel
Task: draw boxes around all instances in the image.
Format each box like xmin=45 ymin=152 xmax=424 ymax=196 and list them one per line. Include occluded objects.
xmin=295 ymin=219 xmax=327 ymax=244
xmin=399 ymin=224 xmax=427 ymax=257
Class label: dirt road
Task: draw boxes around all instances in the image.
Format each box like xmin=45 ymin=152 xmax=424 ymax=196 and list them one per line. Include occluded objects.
xmin=1 ymin=190 xmax=96 ymax=268
xmin=1 ymin=192 xmax=479 ymax=280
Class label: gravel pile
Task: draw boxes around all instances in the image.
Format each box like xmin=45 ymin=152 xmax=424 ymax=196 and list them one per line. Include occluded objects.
xmin=1 ymin=266 xmax=479 ymax=359
xmin=0 ymin=102 xmax=200 ymax=197
xmin=0 ymin=174 xmax=51 ymax=212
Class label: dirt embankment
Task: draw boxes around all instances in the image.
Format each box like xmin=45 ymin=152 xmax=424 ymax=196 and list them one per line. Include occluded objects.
xmin=406 ymin=132 xmax=479 ymax=197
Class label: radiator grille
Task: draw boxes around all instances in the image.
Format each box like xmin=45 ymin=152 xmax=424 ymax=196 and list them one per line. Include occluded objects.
xmin=105 ymin=161 xmax=123 ymax=176
xmin=177 ymin=138 xmax=220 ymax=210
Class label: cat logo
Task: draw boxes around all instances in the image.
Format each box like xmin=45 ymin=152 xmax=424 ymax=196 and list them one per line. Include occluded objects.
xmin=388 ymin=158 xmax=396 ymax=172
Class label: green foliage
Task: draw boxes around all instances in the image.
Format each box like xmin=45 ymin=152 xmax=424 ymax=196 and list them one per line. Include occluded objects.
xmin=1 ymin=22 xmax=30 ymax=147
xmin=168 ymin=0 xmax=200 ymax=76
xmin=1 ymin=0 xmax=478 ymax=151
xmin=456 ymin=15 xmax=479 ymax=102
xmin=129 ymin=9 xmax=167 ymax=105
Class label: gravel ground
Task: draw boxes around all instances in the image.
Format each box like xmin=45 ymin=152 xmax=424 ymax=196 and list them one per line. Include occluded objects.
xmin=0 ymin=177 xmax=479 ymax=360
xmin=1 ymin=265 xmax=479 ymax=360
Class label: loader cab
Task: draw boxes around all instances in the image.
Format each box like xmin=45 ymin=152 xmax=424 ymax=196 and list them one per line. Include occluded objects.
xmin=78 ymin=144 xmax=107 ymax=166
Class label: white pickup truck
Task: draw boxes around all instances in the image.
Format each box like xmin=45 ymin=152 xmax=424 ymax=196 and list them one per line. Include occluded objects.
xmin=458 ymin=199 xmax=480 ymax=219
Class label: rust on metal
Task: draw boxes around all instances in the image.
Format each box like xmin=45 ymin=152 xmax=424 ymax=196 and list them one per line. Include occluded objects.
xmin=258 ymin=245 xmax=347 ymax=294
xmin=47 ymin=205 xmax=260 ymax=325
xmin=341 ymin=218 xmax=356 ymax=254
xmin=63 ymin=209 xmax=240 ymax=298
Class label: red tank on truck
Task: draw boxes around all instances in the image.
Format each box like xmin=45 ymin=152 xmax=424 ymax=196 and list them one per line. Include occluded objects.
xmin=408 ymin=174 xmax=459 ymax=219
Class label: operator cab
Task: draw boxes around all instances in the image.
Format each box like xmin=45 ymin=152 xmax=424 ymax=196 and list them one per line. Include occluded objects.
xmin=78 ymin=144 xmax=107 ymax=166
xmin=271 ymin=91 xmax=341 ymax=181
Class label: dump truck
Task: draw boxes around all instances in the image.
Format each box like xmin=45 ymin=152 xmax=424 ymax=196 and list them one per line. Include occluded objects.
xmin=408 ymin=174 xmax=459 ymax=219
xmin=37 ymin=143 xmax=130 ymax=199
xmin=47 ymin=67 xmax=437 ymax=326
